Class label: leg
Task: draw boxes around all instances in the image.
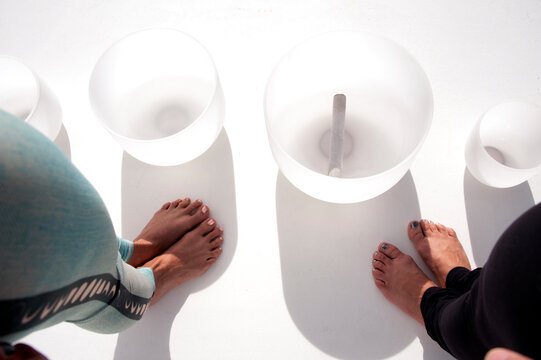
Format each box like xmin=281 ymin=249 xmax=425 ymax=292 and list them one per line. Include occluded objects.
xmin=0 ymin=110 xmax=154 ymax=340
xmin=0 ymin=110 xmax=224 ymax=341
xmin=418 ymin=205 xmax=541 ymax=359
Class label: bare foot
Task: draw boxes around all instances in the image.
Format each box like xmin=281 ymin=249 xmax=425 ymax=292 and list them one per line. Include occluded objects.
xmin=128 ymin=198 xmax=210 ymax=267
xmin=407 ymin=220 xmax=471 ymax=287
xmin=372 ymin=242 xmax=437 ymax=325
xmin=142 ymin=217 xmax=224 ymax=304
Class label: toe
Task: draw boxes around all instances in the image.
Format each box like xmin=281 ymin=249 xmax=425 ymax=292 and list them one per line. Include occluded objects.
xmin=372 ymin=250 xmax=388 ymax=264
xmin=435 ymin=223 xmax=447 ymax=233
xmin=189 ymin=204 xmax=210 ymax=224
xmin=207 ymin=247 xmax=222 ymax=260
xmin=372 ymin=258 xmax=385 ymax=271
xmin=197 ymin=218 xmax=217 ymax=235
xmin=407 ymin=220 xmax=425 ymax=243
xmin=372 ymin=269 xmax=386 ymax=288
xmin=172 ymin=199 xmax=183 ymax=208
xmin=379 ymin=242 xmax=402 ymax=259
xmin=374 ymin=278 xmax=386 ymax=289
xmin=447 ymin=227 xmax=457 ymax=238
xmin=178 ymin=198 xmax=191 ymax=208
xmin=209 ymin=236 xmax=224 ymax=250
xmin=185 ymin=199 xmax=203 ymax=213
xmin=161 ymin=202 xmax=172 ymax=210
xmin=206 ymin=227 xmax=224 ymax=242
xmin=420 ymin=219 xmax=436 ymax=234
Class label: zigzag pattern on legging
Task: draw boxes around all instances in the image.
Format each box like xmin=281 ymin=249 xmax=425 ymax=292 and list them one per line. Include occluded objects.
xmin=0 ymin=273 xmax=151 ymax=336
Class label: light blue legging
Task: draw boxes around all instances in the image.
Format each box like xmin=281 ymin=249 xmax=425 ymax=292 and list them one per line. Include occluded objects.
xmin=0 ymin=110 xmax=155 ymax=342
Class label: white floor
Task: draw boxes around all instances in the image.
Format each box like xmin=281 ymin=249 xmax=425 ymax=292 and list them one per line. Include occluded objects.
xmin=2 ymin=1 xmax=541 ymax=359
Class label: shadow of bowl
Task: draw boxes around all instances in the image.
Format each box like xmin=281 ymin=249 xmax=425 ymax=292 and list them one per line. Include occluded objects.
xmin=463 ymin=168 xmax=534 ymax=266
xmin=276 ymin=171 xmax=440 ymax=359
xmin=114 ymin=129 xmax=237 ymax=360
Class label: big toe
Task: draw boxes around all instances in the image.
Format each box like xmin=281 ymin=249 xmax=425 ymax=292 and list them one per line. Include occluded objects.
xmin=196 ymin=218 xmax=217 ymax=235
xmin=407 ymin=220 xmax=425 ymax=243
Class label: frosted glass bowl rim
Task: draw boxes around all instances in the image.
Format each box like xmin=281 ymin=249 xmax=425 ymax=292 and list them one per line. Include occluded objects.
xmin=263 ymin=30 xmax=434 ymax=182
xmin=88 ymin=28 xmax=221 ymax=144
xmin=0 ymin=55 xmax=41 ymax=123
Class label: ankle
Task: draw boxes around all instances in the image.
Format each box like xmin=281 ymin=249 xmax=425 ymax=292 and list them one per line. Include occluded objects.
xmin=128 ymin=238 xmax=153 ymax=267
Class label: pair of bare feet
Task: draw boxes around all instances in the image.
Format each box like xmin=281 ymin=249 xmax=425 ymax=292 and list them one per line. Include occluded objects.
xmin=371 ymin=219 xmax=471 ymax=325
xmin=126 ymin=198 xmax=223 ymax=305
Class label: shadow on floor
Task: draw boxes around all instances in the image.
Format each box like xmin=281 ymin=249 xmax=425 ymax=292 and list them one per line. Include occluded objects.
xmin=463 ymin=168 xmax=534 ymax=267
xmin=53 ymin=125 xmax=71 ymax=160
xmin=276 ymin=171 xmax=451 ymax=359
xmin=114 ymin=129 xmax=238 ymax=360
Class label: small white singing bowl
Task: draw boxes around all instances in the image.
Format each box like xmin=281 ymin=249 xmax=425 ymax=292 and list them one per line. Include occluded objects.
xmin=89 ymin=29 xmax=224 ymax=166
xmin=465 ymin=100 xmax=541 ymax=188
xmin=264 ymin=31 xmax=433 ymax=203
xmin=0 ymin=56 xmax=62 ymax=140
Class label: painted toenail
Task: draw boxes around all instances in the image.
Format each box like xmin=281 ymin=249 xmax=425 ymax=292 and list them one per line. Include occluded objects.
xmin=411 ymin=221 xmax=419 ymax=229
xmin=372 ymin=259 xmax=377 ymax=263
xmin=202 ymin=206 xmax=208 ymax=214
xmin=374 ymin=251 xmax=378 ymax=256
xmin=207 ymin=219 xmax=215 ymax=226
xmin=381 ymin=244 xmax=388 ymax=250
xmin=218 ymin=227 xmax=223 ymax=232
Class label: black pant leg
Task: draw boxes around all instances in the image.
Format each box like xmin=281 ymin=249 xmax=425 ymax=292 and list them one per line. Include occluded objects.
xmin=471 ymin=202 xmax=541 ymax=359
xmin=421 ymin=203 xmax=541 ymax=359
xmin=446 ymin=266 xmax=482 ymax=293
xmin=420 ymin=286 xmax=462 ymax=357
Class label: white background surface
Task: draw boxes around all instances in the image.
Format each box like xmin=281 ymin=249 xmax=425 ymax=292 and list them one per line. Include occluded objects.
xmin=1 ymin=1 xmax=541 ymax=359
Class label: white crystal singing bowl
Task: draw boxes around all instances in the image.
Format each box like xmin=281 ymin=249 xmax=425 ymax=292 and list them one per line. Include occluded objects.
xmin=89 ymin=29 xmax=224 ymax=166
xmin=465 ymin=100 xmax=541 ymax=188
xmin=0 ymin=56 xmax=62 ymax=140
xmin=264 ymin=31 xmax=433 ymax=203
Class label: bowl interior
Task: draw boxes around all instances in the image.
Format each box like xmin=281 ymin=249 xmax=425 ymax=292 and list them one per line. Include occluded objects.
xmin=89 ymin=29 xmax=218 ymax=141
xmin=265 ymin=32 xmax=432 ymax=179
xmin=480 ymin=101 xmax=541 ymax=170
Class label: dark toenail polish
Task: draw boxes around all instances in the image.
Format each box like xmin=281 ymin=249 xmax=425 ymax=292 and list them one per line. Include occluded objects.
xmin=411 ymin=221 xmax=419 ymax=229
xmin=381 ymin=244 xmax=388 ymax=250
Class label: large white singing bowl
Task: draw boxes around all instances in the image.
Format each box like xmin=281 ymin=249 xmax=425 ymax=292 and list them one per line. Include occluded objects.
xmin=465 ymin=100 xmax=541 ymax=188
xmin=89 ymin=29 xmax=224 ymax=166
xmin=265 ymin=31 xmax=433 ymax=203
xmin=0 ymin=56 xmax=62 ymax=140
